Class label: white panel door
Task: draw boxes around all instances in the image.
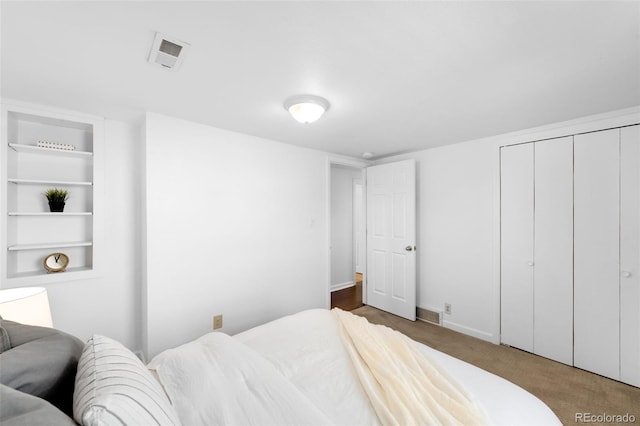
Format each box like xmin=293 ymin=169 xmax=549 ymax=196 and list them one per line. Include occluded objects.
xmin=620 ymin=124 xmax=640 ymax=387
xmin=366 ymin=160 xmax=416 ymax=320
xmin=500 ymin=143 xmax=534 ymax=352
xmin=574 ymin=129 xmax=620 ymax=380
xmin=534 ymin=137 xmax=574 ymax=365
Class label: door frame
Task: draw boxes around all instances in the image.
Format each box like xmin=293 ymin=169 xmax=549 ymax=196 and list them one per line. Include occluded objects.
xmin=326 ymin=156 xmax=369 ymax=309
xmin=352 ymin=179 xmax=364 ymax=278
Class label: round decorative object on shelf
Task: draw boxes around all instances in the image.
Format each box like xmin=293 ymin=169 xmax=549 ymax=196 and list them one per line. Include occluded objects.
xmin=43 ymin=253 xmax=69 ymax=273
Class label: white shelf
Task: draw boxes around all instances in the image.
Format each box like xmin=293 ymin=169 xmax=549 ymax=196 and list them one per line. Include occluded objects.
xmin=2 ymin=102 xmax=103 ymax=284
xmin=7 ymin=266 xmax=94 ymax=282
xmin=8 ymin=212 xmax=93 ymax=216
xmin=8 ymin=241 xmax=93 ymax=251
xmin=8 ymin=178 xmax=93 ymax=186
xmin=9 ymin=143 xmax=92 ymax=158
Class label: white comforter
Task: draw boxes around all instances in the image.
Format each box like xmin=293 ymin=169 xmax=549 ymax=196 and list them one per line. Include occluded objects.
xmin=147 ymin=332 xmax=331 ymax=425
xmin=149 ymin=309 xmax=561 ymax=426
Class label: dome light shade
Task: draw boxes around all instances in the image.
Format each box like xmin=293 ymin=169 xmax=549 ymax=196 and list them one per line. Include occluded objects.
xmin=284 ymin=95 xmax=330 ymax=124
xmin=0 ymin=287 xmax=53 ymax=327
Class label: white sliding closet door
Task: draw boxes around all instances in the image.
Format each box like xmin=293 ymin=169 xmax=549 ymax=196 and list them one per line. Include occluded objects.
xmin=534 ymin=137 xmax=573 ymax=365
xmin=574 ymin=129 xmax=620 ymax=380
xmin=500 ymin=143 xmax=534 ymax=352
xmin=620 ymin=124 xmax=640 ymax=387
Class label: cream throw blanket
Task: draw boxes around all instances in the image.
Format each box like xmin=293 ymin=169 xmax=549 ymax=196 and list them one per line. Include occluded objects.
xmin=333 ymin=308 xmax=489 ymax=426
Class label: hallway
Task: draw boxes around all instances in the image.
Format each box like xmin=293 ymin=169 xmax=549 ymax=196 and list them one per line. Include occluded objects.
xmin=330 ymin=273 xmax=363 ymax=311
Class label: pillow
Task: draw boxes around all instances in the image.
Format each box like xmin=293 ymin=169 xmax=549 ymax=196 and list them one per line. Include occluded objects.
xmin=0 ymin=319 xmax=83 ymax=417
xmin=73 ymin=335 xmax=181 ymax=426
xmin=0 ymin=384 xmax=76 ymax=426
xmin=0 ymin=325 xmax=10 ymax=353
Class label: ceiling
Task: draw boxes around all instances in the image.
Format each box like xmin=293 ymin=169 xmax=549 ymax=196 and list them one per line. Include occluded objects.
xmin=2 ymin=1 xmax=639 ymax=159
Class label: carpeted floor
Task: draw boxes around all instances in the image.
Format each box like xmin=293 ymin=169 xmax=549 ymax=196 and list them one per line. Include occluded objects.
xmin=352 ymin=305 xmax=640 ymax=426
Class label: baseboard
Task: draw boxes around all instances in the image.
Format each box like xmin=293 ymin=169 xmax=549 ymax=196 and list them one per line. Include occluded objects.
xmin=331 ymin=281 xmax=355 ymax=292
xmin=443 ymin=320 xmax=497 ymax=343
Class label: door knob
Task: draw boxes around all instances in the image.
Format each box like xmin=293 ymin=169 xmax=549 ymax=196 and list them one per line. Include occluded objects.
xmin=527 ymin=261 xmax=534 ymax=267
xmin=622 ymin=271 xmax=632 ymax=278
xmin=405 ymin=246 xmax=413 ymax=252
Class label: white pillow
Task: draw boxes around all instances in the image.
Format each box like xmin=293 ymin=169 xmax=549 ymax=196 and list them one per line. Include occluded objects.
xmin=73 ymin=335 xmax=181 ymax=426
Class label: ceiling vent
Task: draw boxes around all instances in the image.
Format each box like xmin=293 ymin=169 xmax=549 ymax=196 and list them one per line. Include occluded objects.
xmin=148 ymin=32 xmax=190 ymax=71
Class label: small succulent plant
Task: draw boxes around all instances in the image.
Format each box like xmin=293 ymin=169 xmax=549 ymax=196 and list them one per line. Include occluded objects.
xmin=44 ymin=188 xmax=69 ymax=203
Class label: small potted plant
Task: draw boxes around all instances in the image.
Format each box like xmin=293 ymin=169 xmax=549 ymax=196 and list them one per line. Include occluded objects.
xmin=44 ymin=188 xmax=69 ymax=212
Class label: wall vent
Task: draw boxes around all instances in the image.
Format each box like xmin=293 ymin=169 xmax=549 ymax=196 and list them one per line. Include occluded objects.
xmin=148 ymin=32 xmax=190 ymax=71
xmin=417 ymin=307 xmax=442 ymax=326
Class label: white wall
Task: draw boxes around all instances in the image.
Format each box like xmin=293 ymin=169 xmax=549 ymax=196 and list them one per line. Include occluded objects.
xmin=144 ymin=113 xmax=329 ymax=358
xmin=386 ymin=139 xmax=500 ymax=341
xmin=7 ymin=102 xmax=636 ymax=357
xmin=330 ymin=165 xmax=361 ymax=290
xmin=39 ymin=119 xmax=142 ymax=350
xmin=378 ymin=106 xmax=640 ymax=343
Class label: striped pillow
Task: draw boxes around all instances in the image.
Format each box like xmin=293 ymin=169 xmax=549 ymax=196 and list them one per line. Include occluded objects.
xmin=73 ymin=335 xmax=181 ymax=426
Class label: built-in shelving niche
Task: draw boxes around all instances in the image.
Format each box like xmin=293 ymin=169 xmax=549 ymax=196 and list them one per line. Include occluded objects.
xmin=2 ymin=104 xmax=103 ymax=286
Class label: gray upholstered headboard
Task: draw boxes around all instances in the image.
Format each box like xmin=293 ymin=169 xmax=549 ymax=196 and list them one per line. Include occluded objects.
xmin=0 ymin=318 xmax=83 ymax=425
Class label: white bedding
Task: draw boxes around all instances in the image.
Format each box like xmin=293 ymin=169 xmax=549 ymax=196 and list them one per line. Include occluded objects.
xmin=148 ymin=332 xmax=331 ymax=425
xmin=150 ymin=309 xmax=561 ymax=425
xmin=332 ymin=308 xmax=488 ymax=425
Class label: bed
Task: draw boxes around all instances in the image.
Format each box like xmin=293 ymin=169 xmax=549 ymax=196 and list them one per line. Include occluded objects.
xmin=1 ymin=309 xmax=561 ymax=425
xmin=232 ymin=309 xmax=560 ymax=425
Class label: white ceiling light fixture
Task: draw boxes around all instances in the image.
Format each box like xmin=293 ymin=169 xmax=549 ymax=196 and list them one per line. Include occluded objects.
xmin=284 ymin=95 xmax=330 ymax=124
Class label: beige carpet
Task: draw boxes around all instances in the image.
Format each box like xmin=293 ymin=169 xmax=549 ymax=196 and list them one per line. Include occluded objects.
xmin=352 ymin=305 xmax=640 ymax=426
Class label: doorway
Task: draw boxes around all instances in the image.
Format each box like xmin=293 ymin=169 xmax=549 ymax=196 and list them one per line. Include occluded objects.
xmin=327 ymin=158 xmax=417 ymax=319
xmin=329 ymin=163 xmax=365 ymax=311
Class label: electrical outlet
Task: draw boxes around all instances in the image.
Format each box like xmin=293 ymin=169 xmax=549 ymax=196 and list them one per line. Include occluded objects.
xmin=444 ymin=303 xmax=452 ymax=315
xmin=213 ymin=314 xmax=223 ymax=330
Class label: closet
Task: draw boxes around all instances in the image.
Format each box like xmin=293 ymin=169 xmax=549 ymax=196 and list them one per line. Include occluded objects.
xmin=500 ymin=124 xmax=639 ymax=387
xmin=500 ymin=136 xmax=573 ymax=365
